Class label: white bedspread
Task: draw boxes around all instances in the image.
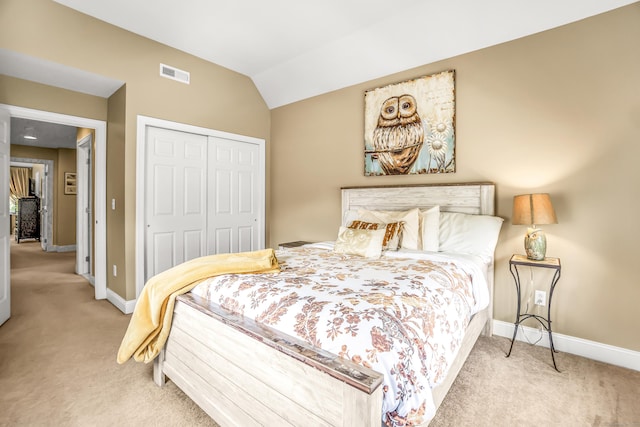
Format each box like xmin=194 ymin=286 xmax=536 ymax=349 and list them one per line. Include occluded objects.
xmin=190 ymin=243 xmax=489 ymax=425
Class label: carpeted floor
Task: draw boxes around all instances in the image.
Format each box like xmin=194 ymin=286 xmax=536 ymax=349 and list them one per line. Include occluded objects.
xmin=1 ymin=240 xmax=215 ymax=427
xmin=1 ymin=240 xmax=639 ymax=426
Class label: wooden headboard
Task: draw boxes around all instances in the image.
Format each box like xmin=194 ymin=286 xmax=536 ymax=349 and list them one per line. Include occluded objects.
xmin=340 ymin=182 xmax=498 ymax=341
xmin=341 ymin=182 xmax=496 ymax=218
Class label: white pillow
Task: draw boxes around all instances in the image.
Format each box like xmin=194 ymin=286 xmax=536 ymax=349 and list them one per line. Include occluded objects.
xmin=419 ymin=206 xmax=440 ymax=252
xmin=439 ymin=212 xmax=504 ymax=257
xmin=334 ymin=227 xmax=385 ymax=258
xmin=357 ymin=208 xmax=420 ymax=250
xmin=342 ymin=209 xmax=359 ymax=227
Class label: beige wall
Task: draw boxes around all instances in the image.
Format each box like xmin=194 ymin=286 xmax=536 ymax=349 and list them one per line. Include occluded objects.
xmin=1 ymin=0 xmax=271 ymax=301
xmin=0 ymin=75 xmax=108 ymax=120
xmin=55 ymin=148 xmax=76 ymax=246
xmin=9 ymin=144 xmax=76 ymax=246
xmin=107 ymin=86 xmax=127 ymax=298
xmin=271 ymin=4 xmax=640 ymax=352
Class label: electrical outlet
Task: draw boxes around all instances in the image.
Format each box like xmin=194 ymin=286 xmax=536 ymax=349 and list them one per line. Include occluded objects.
xmin=113 ymin=264 xmax=117 ymax=277
xmin=534 ymin=290 xmax=546 ymax=306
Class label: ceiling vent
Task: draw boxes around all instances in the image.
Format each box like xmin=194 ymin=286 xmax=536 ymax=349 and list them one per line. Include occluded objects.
xmin=160 ymin=63 xmax=190 ymax=84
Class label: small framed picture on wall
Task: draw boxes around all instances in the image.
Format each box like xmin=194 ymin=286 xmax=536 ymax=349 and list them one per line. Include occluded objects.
xmin=64 ymin=172 xmax=77 ymax=195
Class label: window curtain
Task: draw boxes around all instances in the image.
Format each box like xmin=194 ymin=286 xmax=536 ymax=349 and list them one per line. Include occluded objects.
xmin=10 ymin=167 xmax=30 ymax=203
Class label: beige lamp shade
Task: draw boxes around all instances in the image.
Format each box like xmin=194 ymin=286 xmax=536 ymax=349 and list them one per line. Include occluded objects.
xmin=512 ymin=193 xmax=557 ymax=226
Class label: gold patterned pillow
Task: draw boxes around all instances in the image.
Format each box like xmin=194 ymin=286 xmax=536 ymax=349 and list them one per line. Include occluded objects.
xmin=334 ymin=227 xmax=385 ymax=258
xmin=348 ymin=220 xmax=404 ymax=251
xmin=357 ymin=208 xmax=420 ymax=250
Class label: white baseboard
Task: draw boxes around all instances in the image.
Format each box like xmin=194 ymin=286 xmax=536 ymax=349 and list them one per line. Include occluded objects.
xmin=53 ymin=245 xmax=76 ymax=252
xmin=80 ymin=273 xmax=95 ymax=287
xmin=106 ymin=288 xmax=136 ymax=314
xmin=493 ymin=320 xmax=640 ymax=372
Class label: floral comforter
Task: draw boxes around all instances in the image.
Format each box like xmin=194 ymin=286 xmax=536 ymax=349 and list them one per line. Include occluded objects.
xmin=190 ymin=243 xmax=490 ymax=426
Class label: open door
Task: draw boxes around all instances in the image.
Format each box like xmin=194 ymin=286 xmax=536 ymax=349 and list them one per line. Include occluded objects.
xmin=39 ymin=163 xmax=48 ymax=251
xmin=77 ymin=134 xmax=93 ymax=280
xmin=0 ymin=108 xmax=10 ymax=326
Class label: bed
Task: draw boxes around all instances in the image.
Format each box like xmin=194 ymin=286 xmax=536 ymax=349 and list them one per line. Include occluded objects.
xmin=152 ymin=182 xmax=502 ymax=426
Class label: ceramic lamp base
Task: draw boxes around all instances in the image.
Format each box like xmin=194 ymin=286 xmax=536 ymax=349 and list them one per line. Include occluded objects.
xmin=525 ymin=228 xmax=547 ymax=260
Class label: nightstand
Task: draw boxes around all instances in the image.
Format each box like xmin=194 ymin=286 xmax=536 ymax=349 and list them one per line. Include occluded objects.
xmin=278 ymin=241 xmax=312 ymax=250
xmin=506 ymin=254 xmax=562 ymax=371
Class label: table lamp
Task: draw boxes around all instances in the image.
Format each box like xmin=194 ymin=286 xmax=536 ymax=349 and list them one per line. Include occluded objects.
xmin=512 ymin=193 xmax=557 ymax=260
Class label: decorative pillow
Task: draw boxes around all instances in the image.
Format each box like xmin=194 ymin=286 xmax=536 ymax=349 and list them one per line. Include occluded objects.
xmin=348 ymin=220 xmax=404 ymax=251
xmin=357 ymin=208 xmax=420 ymax=250
xmin=438 ymin=212 xmax=504 ymax=257
xmin=334 ymin=227 xmax=385 ymax=258
xmin=419 ymin=206 xmax=440 ymax=252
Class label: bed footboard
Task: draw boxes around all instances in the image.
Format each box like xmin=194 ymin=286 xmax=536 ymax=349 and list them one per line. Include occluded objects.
xmin=153 ymin=293 xmax=383 ymax=427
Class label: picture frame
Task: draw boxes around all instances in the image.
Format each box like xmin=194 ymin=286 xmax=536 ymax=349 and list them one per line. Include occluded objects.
xmin=64 ymin=172 xmax=77 ymax=195
xmin=364 ymin=70 xmax=456 ymax=176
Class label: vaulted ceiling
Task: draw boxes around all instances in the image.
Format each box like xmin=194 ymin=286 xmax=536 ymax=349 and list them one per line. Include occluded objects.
xmin=2 ymin=0 xmax=637 ymax=113
xmin=50 ymin=0 xmax=637 ymax=108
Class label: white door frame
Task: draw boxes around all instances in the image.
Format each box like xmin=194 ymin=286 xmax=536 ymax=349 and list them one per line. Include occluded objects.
xmin=0 ymin=108 xmax=10 ymax=326
xmin=1 ymin=104 xmax=107 ymax=300
xmin=135 ymin=115 xmax=266 ymax=298
xmin=10 ymin=158 xmax=54 ymax=251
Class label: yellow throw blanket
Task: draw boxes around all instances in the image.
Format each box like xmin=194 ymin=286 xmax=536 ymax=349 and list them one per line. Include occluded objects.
xmin=117 ymin=248 xmax=280 ymax=364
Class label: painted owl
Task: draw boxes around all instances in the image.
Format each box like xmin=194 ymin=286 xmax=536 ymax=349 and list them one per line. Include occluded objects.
xmin=372 ymin=94 xmax=424 ymax=175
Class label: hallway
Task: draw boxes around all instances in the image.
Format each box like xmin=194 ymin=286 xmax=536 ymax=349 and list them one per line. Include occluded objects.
xmin=9 ymin=240 xmax=92 ymax=324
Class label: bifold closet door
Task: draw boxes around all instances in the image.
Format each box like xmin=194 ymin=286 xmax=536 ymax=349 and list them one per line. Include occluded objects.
xmin=207 ymin=136 xmax=262 ymax=254
xmin=145 ymin=127 xmax=208 ymax=279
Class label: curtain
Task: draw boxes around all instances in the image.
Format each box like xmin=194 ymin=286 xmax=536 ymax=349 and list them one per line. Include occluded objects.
xmin=10 ymin=167 xmax=30 ymax=203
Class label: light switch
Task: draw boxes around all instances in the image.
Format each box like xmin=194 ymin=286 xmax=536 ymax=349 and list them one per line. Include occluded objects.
xmin=111 ymin=198 xmax=116 ymax=210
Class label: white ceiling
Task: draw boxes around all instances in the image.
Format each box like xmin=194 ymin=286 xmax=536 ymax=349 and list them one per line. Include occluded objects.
xmin=11 ymin=117 xmax=78 ymax=150
xmin=0 ymin=48 xmax=124 ymax=98
xmin=14 ymin=1 xmax=640 ymax=108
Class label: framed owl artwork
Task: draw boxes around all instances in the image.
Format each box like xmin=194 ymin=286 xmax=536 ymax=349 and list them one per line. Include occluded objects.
xmin=364 ymin=70 xmax=456 ymax=176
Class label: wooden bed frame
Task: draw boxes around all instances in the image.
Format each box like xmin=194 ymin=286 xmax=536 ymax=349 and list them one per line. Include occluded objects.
xmin=153 ymin=182 xmax=496 ymax=427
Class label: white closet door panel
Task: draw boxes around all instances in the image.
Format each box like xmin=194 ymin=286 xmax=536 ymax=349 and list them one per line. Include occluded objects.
xmin=153 ymin=165 xmax=175 ymax=216
xmin=238 ymin=171 xmax=253 ymax=213
xmin=152 ymin=232 xmax=175 ymax=278
xmin=145 ymin=127 xmax=207 ymax=281
xmin=215 ymin=169 xmax=232 ymax=214
xmin=207 ymin=137 xmax=261 ymax=254
xmin=184 ymin=230 xmax=204 ymax=261
xmin=184 ymin=167 xmax=204 ymax=215
xmin=214 ymin=228 xmax=232 ymax=254
xmin=238 ymin=226 xmax=254 ymax=252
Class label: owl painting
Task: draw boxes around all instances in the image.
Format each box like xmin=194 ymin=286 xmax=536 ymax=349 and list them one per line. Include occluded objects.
xmin=364 ymin=71 xmax=456 ymax=176
xmin=371 ymin=95 xmax=424 ymax=175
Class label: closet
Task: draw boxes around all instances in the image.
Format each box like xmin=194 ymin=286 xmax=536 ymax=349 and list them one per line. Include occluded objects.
xmin=143 ymin=126 xmax=265 ymax=284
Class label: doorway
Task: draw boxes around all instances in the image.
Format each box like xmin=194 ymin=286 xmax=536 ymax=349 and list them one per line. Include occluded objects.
xmin=1 ymin=103 xmax=107 ymax=300
xmin=9 ymin=158 xmax=54 ymax=251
